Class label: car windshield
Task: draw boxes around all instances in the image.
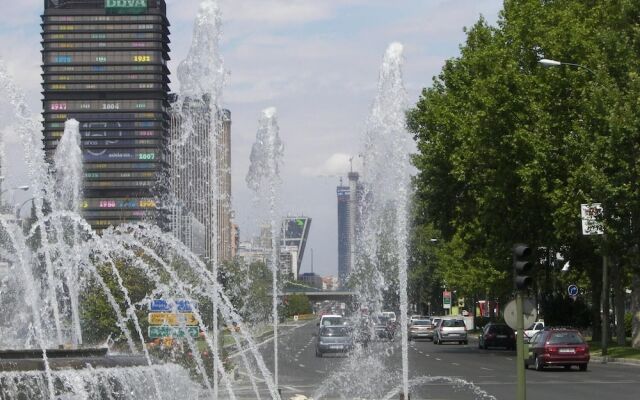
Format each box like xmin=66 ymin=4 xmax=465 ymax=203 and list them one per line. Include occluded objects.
xmin=490 ymin=325 xmax=512 ymax=334
xmin=548 ymin=332 xmax=585 ymax=345
xmin=320 ymin=327 xmax=349 ymax=337
xmin=413 ymin=320 xmax=430 ymax=326
xmin=322 ymin=317 xmax=343 ymax=326
xmin=442 ymin=319 xmax=465 ymax=327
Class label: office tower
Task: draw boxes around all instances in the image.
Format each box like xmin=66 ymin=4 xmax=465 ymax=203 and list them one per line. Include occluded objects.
xmin=168 ymin=95 xmax=232 ymax=263
xmin=41 ymin=0 xmax=171 ymax=229
xmin=337 ymin=182 xmax=350 ymax=287
xmin=280 ymin=216 xmax=311 ymax=280
xmin=337 ymin=172 xmax=363 ymax=287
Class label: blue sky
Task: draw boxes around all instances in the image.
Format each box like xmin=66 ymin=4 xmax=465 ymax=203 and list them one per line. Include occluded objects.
xmin=0 ymin=0 xmax=503 ymax=276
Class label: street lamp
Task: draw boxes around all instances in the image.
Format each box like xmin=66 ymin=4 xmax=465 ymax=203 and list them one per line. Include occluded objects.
xmin=538 ymin=58 xmax=595 ymax=75
xmin=15 ymin=197 xmax=35 ymax=219
xmin=538 ymin=58 xmax=610 ymax=359
xmin=1 ymin=185 xmax=30 ymax=212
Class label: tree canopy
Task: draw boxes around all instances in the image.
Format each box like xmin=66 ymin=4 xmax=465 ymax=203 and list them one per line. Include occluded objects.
xmin=408 ymin=0 xmax=640 ymax=345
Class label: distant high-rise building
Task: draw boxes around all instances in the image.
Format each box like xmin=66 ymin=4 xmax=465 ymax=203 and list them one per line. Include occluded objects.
xmin=41 ymin=0 xmax=171 ymax=230
xmin=168 ymin=95 xmax=232 ymax=263
xmin=337 ymin=172 xmax=363 ymax=287
xmin=337 ymin=183 xmax=350 ymax=287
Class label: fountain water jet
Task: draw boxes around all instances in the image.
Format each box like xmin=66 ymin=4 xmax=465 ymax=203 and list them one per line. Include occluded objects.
xmin=246 ymin=107 xmax=284 ymax=394
xmin=354 ymin=42 xmax=413 ymax=399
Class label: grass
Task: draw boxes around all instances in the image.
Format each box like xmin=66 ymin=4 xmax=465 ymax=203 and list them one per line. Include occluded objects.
xmin=587 ymin=339 xmax=640 ymax=360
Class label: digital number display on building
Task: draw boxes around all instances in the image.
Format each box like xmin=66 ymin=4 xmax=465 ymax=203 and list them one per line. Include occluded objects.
xmin=82 ymin=198 xmax=157 ymax=209
xmin=83 ymin=149 xmax=160 ymax=162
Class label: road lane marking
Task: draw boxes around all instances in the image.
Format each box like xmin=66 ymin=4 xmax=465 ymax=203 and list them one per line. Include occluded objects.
xmin=451 ymin=362 xmax=460 ymax=366
xmin=435 ymin=358 xmax=441 ymax=361
xmin=298 ymin=364 xmax=305 ymax=368
xmin=480 ymin=367 xmax=493 ymax=371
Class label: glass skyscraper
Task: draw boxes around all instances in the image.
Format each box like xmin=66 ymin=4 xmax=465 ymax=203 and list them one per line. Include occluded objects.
xmin=41 ymin=0 xmax=170 ymax=229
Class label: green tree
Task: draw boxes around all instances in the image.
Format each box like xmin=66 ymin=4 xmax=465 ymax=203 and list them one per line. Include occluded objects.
xmin=408 ymin=0 xmax=640 ymax=346
xmin=283 ymin=294 xmax=312 ymax=317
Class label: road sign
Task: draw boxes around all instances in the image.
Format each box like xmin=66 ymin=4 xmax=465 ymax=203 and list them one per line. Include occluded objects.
xmin=581 ymin=203 xmax=604 ymax=235
xmin=149 ymin=299 xmax=194 ymax=312
xmin=568 ymin=284 xmax=579 ymax=297
xmin=148 ymin=312 xmax=198 ymax=326
xmin=148 ymin=326 xmax=199 ymax=339
xmin=443 ymin=291 xmax=452 ymax=309
xmin=504 ymin=298 xmax=537 ymax=330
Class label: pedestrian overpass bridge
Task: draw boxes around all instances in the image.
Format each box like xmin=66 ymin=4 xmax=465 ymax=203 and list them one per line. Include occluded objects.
xmin=283 ymin=286 xmax=356 ymax=303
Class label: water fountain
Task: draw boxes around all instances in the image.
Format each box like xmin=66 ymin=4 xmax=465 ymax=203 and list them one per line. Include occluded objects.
xmin=0 ymin=1 xmax=281 ymax=398
xmin=0 ymin=1 xmax=501 ymax=398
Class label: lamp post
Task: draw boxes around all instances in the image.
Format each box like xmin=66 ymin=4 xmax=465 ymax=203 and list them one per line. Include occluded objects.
xmin=538 ymin=58 xmax=609 ymax=359
xmin=1 ymin=185 xmax=30 ymax=212
xmin=15 ymin=197 xmax=36 ymax=219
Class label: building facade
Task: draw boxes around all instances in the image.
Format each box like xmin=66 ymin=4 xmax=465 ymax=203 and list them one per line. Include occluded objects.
xmin=168 ymin=96 xmax=232 ymax=263
xmin=41 ymin=0 xmax=171 ymax=230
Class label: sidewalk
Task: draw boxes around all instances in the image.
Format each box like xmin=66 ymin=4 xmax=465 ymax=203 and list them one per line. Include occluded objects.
xmin=590 ymin=355 xmax=640 ymax=366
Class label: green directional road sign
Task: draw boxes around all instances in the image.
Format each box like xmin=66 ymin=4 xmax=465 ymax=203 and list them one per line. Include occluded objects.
xmin=148 ymin=326 xmax=199 ymax=339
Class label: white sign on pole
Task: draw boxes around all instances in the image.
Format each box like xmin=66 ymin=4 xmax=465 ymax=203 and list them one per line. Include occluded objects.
xmin=581 ymin=203 xmax=604 ymax=235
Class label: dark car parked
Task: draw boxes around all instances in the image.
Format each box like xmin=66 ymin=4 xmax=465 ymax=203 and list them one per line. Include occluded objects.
xmin=478 ymin=323 xmax=515 ymax=350
xmin=525 ymin=328 xmax=590 ymax=371
xmin=373 ymin=316 xmax=395 ymax=340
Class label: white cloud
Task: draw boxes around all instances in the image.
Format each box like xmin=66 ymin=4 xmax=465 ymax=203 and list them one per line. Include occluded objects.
xmin=300 ymin=153 xmax=363 ymax=177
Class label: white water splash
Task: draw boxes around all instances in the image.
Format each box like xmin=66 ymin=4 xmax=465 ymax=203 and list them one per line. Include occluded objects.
xmin=245 ymin=107 xmax=284 ymax=394
xmin=354 ymin=42 xmax=413 ymax=399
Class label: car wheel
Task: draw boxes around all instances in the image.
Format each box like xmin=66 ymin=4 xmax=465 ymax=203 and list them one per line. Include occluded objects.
xmin=564 ymin=365 xmax=572 ymax=370
xmin=579 ymin=364 xmax=587 ymax=372
xmin=463 ymin=340 xmax=468 ymax=345
xmin=534 ymin=356 xmax=544 ymax=371
xmin=478 ymin=342 xmax=482 ymax=349
xmin=524 ymin=360 xmax=528 ymax=370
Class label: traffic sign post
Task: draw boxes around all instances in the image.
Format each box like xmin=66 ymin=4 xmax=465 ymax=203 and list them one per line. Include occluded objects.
xmin=443 ymin=291 xmax=452 ymax=313
xmin=150 ymin=299 xmax=194 ymax=312
xmin=567 ymin=285 xmax=579 ymax=297
xmin=148 ymin=312 xmax=198 ymax=326
xmin=148 ymin=299 xmax=199 ymax=340
xmin=148 ymin=326 xmax=199 ymax=339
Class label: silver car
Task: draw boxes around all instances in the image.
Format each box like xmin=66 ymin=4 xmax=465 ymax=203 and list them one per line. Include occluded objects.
xmin=408 ymin=318 xmax=432 ymax=341
xmin=434 ymin=318 xmax=468 ymax=345
xmin=315 ymin=325 xmax=353 ymax=357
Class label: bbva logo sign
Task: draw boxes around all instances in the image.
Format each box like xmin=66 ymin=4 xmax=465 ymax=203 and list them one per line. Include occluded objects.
xmin=106 ymin=0 xmax=148 ymax=8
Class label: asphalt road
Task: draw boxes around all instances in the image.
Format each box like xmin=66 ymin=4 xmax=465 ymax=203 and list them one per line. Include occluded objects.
xmin=228 ymin=320 xmax=640 ymax=400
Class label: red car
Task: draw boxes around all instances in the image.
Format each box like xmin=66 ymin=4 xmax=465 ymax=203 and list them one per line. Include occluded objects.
xmin=525 ymin=328 xmax=590 ymax=371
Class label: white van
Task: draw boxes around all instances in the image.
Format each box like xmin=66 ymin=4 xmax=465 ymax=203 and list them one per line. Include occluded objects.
xmin=382 ymin=311 xmax=397 ymax=323
xmin=318 ymin=314 xmax=344 ymax=328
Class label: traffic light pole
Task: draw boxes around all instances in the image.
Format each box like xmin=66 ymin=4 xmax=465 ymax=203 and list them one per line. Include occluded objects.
xmin=516 ymin=291 xmax=526 ymax=400
xmin=601 ymin=253 xmax=608 ymax=359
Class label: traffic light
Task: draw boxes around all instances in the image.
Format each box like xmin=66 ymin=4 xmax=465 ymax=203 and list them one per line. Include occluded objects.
xmin=513 ymin=244 xmax=533 ymax=291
